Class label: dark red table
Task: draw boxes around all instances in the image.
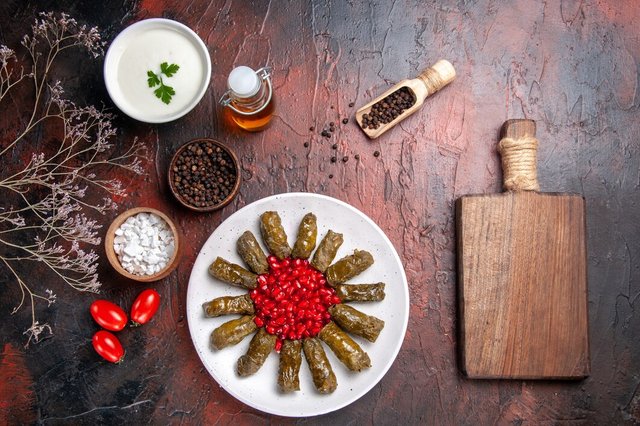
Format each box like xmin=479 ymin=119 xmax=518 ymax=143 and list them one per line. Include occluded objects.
xmin=1 ymin=0 xmax=639 ymax=423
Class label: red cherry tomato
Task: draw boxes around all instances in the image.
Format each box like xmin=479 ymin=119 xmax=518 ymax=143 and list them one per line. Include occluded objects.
xmin=92 ymin=330 xmax=125 ymax=363
xmin=130 ymin=289 xmax=160 ymax=326
xmin=90 ymin=299 xmax=128 ymax=331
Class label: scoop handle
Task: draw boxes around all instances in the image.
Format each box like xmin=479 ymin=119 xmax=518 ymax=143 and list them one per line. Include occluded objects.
xmin=417 ymin=59 xmax=456 ymax=95
xmin=498 ymin=119 xmax=540 ymax=192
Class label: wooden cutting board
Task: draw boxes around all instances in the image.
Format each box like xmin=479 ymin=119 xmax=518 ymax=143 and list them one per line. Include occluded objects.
xmin=456 ymin=119 xmax=590 ymax=379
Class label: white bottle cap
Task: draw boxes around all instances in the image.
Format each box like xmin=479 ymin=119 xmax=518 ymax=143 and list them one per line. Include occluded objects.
xmin=228 ymin=66 xmax=260 ymax=98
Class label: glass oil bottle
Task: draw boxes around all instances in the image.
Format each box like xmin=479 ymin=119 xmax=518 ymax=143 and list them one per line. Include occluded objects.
xmin=219 ymin=66 xmax=274 ymax=132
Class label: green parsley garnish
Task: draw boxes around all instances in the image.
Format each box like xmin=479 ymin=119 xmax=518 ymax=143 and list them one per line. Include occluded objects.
xmin=147 ymin=62 xmax=180 ymax=104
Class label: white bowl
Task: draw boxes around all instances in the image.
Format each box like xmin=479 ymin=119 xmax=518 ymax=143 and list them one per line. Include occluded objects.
xmin=104 ymin=18 xmax=211 ymax=123
xmin=186 ymin=193 xmax=410 ymax=417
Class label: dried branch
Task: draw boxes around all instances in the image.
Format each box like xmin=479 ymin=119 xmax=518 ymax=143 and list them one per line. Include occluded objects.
xmin=0 ymin=12 xmax=146 ymax=346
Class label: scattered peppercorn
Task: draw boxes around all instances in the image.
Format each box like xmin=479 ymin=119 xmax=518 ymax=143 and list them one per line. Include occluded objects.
xmin=329 ymin=122 xmax=335 ymax=127
xmin=354 ymin=154 xmax=360 ymax=160
xmin=332 ymin=143 xmax=338 ymax=150
xmin=342 ymin=156 xmax=349 ymax=162
xmin=329 ymin=174 xmax=334 ymax=179
xmin=348 ymin=102 xmax=354 ymax=108
xmin=330 ymin=157 xmax=337 ymax=163
xmin=321 ymin=130 xmax=331 ymax=138
xmin=304 ymin=142 xmax=309 ymax=148
xmin=361 ymin=87 xmax=415 ymax=130
xmin=309 ymin=126 xmax=315 ymax=131
xmin=342 ymin=118 xmax=349 ymax=124
xmin=171 ymin=141 xmax=237 ymax=208
xmin=373 ymin=150 xmax=380 ymax=157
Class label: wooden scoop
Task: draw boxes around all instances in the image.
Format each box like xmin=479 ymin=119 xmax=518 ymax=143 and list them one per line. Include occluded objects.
xmin=355 ymin=59 xmax=455 ymax=139
xmin=456 ymin=119 xmax=590 ymax=379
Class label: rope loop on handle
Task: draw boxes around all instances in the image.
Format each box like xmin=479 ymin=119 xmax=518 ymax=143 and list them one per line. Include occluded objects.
xmin=498 ymin=136 xmax=540 ymax=191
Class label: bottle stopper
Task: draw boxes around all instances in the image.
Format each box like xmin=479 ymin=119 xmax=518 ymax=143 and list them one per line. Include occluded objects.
xmin=228 ymin=66 xmax=260 ymax=98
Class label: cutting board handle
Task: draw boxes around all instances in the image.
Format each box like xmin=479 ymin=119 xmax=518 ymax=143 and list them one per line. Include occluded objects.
xmin=498 ymin=119 xmax=540 ymax=192
xmin=417 ymin=59 xmax=456 ymax=96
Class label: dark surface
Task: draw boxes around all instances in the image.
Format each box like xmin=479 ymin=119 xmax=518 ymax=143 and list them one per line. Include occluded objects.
xmin=1 ymin=0 xmax=639 ymax=424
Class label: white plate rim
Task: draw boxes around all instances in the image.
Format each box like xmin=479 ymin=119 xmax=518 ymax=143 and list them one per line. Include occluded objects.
xmin=186 ymin=192 xmax=410 ymax=417
xmin=103 ymin=18 xmax=212 ymax=123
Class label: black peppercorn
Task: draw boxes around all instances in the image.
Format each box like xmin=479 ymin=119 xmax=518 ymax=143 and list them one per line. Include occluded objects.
xmin=360 ymin=86 xmax=415 ymax=130
xmin=171 ymin=141 xmax=237 ymax=209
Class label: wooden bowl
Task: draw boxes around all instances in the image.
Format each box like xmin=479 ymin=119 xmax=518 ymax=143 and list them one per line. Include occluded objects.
xmin=104 ymin=207 xmax=181 ymax=282
xmin=168 ymin=139 xmax=241 ymax=212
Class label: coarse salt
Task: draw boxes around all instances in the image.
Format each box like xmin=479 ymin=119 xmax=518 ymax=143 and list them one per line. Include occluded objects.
xmin=113 ymin=212 xmax=175 ymax=276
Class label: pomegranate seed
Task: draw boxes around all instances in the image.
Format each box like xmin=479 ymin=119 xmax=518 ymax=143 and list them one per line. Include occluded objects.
xmin=249 ymin=255 xmax=338 ymax=341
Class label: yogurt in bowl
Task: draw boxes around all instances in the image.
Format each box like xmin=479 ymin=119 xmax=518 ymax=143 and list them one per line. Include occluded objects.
xmin=104 ymin=18 xmax=211 ymax=123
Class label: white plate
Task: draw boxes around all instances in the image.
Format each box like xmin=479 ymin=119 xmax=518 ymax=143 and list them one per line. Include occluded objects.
xmin=104 ymin=18 xmax=211 ymax=123
xmin=186 ymin=193 xmax=409 ymax=417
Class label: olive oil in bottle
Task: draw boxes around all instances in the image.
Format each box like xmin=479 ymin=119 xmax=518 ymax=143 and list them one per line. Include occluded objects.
xmin=219 ymin=66 xmax=274 ymax=132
